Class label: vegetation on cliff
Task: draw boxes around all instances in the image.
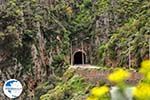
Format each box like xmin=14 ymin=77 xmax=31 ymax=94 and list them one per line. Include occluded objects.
xmin=0 ymin=0 xmax=149 ymax=99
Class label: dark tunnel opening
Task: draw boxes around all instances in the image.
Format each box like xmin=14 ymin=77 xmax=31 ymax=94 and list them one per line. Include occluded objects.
xmin=73 ymin=51 xmax=86 ymax=65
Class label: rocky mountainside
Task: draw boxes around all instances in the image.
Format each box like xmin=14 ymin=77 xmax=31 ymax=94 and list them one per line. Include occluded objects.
xmin=0 ymin=0 xmax=149 ymax=99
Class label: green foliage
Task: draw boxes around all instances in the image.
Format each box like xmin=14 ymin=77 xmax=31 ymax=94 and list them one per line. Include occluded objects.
xmin=97 ymin=0 xmax=149 ymax=68
xmin=1 ymin=0 xmax=150 ymax=99
xmin=40 ymin=75 xmax=90 ymax=100
xmin=51 ymin=54 xmax=69 ymax=76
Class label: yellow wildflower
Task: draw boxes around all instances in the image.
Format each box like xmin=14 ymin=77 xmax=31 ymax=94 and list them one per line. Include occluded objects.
xmin=141 ymin=60 xmax=150 ymax=68
xmin=140 ymin=60 xmax=150 ymax=75
xmin=133 ymin=83 xmax=150 ymax=100
xmin=66 ymin=7 xmax=73 ymax=14
xmin=86 ymin=96 xmax=98 ymax=100
xmin=108 ymin=68 xmax=130 ymax=83
xmin=145 ymin=72 xmax=150 ymax=82
xmin=91 ymin=86 xmax=109 ymax=97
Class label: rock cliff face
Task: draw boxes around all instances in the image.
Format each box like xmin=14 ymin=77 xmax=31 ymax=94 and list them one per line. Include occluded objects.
xmin=0 ymin=0 xmax=149 ymax=99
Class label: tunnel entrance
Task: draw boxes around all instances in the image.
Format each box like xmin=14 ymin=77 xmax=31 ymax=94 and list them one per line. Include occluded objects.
xmin=73 ymin=51 xmax=86 ymax=65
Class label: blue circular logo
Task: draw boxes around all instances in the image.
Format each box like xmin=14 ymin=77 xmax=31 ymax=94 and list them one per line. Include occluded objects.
xmin=3 ymin=79 xmax=23 ymax=98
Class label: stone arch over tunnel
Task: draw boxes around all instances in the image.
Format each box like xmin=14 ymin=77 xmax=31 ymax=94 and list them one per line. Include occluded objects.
xmin=73 ymin=50 xmax=86 ymax=65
